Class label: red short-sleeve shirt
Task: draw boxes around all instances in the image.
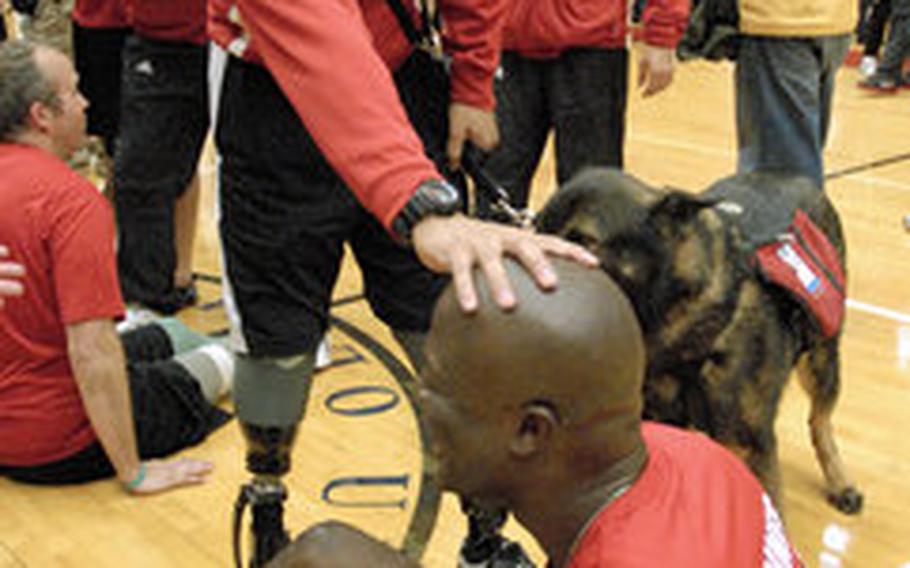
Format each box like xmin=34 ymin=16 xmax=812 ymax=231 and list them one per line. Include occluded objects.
xmin=566 ymin=423 xmax=802 ymax=568
xmin=0 ymin=144 xmax=125 ymax=466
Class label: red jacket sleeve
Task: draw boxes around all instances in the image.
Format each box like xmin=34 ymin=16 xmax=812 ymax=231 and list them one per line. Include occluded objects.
xmin=235 ymin=0 xmax=442 ymax=230
xmin=441 ymin=0 xmax=506 ymax=110
xmin=641 ymin=0 xmax=690 ymax=48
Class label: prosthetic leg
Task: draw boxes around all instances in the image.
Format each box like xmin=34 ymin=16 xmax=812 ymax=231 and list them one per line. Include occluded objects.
xmin=232 ymin=354 xmax=315 ymax=568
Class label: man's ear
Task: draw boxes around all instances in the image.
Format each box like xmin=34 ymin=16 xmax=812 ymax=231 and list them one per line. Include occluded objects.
xmin=647 ymin=190 xmax=714 ymax=238
xmin=509 ymin=403 xmax=558 ymax=459
xmin=27 ymin=100 xmax=55 ymax=134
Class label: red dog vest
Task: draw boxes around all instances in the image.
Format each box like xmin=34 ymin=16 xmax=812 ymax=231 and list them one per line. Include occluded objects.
xmin=754 ymin=209 xmax=845 ymax=338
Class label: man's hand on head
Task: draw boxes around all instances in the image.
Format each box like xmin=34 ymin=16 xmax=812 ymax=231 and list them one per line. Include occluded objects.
xmin=411 ymin=215 xmax=599 ymax=312
xmin=636 ymin=43 xmax=676 ymax=98
xmin=447 ymin=102 xmax=499 ymax=170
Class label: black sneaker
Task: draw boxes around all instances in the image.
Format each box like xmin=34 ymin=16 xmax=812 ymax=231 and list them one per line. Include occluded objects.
xmin=142 ymin=283 xmax=199 ymax=315
xmin=458 ymin=534 xmax=536 ymax=568
xmin=173 ymin=283 xmax=199 ymax=309
xmin=858 ymin=72 xmax=900 ymax=93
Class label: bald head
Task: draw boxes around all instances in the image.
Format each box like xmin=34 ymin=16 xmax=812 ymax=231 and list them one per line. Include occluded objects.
xmin=427 ymin=258 xmax=645 ymax=426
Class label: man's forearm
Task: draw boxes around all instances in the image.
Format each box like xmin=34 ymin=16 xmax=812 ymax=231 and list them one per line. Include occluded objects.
xmin=68 ymin=324 xmax=142 ymax=484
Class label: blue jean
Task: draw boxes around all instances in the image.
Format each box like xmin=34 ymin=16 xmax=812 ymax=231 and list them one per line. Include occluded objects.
xmin=735 ymin=35 xmax=850 ymax=189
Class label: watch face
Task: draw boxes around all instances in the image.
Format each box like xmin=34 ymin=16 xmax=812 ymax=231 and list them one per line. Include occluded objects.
xmin=426 ymin=181 xmax=460 ymax=209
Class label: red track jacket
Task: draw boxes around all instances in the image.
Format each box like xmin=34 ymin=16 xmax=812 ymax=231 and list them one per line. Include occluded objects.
xmin=209 ymin=0 xmax=505 ymax=229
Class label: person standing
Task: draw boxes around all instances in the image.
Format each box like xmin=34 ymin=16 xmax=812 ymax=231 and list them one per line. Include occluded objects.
xmin=479 ymin=0 xmax=689 ymax=217
xmin=209 ymin=1 xmax=598 ymax=565
xmin=112 ymin=0 xmax=209 ymax=314
xmin=735 ymin=0 xmax=857 ymax=189
xmin=0 ymin=40 xmax=230 ymax=494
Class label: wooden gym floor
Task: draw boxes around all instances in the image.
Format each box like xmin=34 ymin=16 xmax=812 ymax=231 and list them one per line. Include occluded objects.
xmin=1 ymin=40 xmax=909 ymax=567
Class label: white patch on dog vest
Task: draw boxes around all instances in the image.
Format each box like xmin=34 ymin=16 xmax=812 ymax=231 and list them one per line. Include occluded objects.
xmin=776 ymin=243 xmax=822 ymax=295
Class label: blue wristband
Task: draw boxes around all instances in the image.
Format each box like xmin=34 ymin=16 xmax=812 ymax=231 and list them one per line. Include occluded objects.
xmin=124 ymin=463 xmax=147 ymax=491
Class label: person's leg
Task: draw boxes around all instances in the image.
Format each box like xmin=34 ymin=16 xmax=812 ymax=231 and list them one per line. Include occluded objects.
xmin=174 ymin=171 xmax=201 ymax=294
xmin=863 ymin=0 xmax=892 ymax=57
xmin=114 ymin=35 xmax=209 ymax=314
xmin=550 ymin=47 xmax=628 ymax=184
xmin=818 ymin=36 xmax=851 ymax=149
xmin=172 ymin=344 xmax=234 ymax=404
xmin=353 ymin=49 xmax=451 ymax=371
xmin=0 ymin=339 xmax=232 ymax=486
xmin=874 ymin=3 xmax=910 ymax=78
xmin=735 ymin=37 xmax=829 ymax=188
xmin=480 ymin=51 xmax=551 ymax=216
xmin=217 ymin=54 xmax=357 ymax=566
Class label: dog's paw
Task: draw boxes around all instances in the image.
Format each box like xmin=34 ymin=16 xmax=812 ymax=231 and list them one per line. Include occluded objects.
xmin=828 ymin=486 xmax=864 ymax=515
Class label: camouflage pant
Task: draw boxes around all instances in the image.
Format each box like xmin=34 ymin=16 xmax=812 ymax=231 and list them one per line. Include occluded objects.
xmin=20 ymin=0 xmax=73 ymax=57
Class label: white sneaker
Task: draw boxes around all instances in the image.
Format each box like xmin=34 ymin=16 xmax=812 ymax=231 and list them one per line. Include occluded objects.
xmin=859 ymin=56 xmax=878 ymax=77
xmin=315 ymin=335 xmax=332 ymax=370
xmin=116 ymin=306 xmax=160 ymax=334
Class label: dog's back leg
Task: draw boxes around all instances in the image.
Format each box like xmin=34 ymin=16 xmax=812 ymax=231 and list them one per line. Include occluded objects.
xmin=797 ymin=338 xmax=864 ymax=514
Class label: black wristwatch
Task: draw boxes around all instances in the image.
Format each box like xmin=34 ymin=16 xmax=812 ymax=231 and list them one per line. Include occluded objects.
xmin=391 ymin=179 xmax=462 ymax=243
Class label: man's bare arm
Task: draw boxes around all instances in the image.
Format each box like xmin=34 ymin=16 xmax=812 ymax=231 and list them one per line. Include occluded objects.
xmin=66 ymin=319 xmax=213 ymax=493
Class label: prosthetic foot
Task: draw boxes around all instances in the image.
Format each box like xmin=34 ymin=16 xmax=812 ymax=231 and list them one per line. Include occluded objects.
xmin=458 ymin=502 xmax=535 ymax=568
xmin=233 ymin=423 xmax=298 ymax=567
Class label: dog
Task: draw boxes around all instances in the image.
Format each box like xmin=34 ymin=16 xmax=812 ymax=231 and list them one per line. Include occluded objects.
xmin=536 ymin=168 xmax=863 ymax=514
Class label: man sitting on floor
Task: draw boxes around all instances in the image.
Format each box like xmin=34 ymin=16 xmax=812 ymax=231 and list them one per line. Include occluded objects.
xmin=267 ymin=258 xmax=802 ymax=567
xmin=0 ymin=40 xmax=232 ymax=494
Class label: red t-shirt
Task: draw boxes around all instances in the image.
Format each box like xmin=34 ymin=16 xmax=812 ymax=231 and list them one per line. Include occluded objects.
xmin=0 ymin=144 xmax=125 ymax=467
xmin=132 ymin=0 xmax=206 ymax=45
xmin=72 ymin=0 xmax=129 ymax=29
xmin=566 ymin=423 xmax=802 ymax=568
xmin=208 ymin=0 xmax=505 ymax=230
xmin=502 ymin=0 xmax=689 ymax=58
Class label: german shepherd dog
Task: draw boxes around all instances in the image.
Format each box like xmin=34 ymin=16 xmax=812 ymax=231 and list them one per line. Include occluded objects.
xmin=536 ymin=168 xmax=863 ymax=514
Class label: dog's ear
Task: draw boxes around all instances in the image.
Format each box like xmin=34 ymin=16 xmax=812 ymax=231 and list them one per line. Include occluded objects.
xmin=647 ymin=190 xmax=714 ymax=237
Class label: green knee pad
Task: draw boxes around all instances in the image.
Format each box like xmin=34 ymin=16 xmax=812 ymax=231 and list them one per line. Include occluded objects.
xmin=234 ymin=354 xmax=315 ymax=427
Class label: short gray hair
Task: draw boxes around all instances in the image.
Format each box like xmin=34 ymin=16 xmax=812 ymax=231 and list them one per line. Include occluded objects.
xmin=0 ymin=40 xmax=60 ymax=141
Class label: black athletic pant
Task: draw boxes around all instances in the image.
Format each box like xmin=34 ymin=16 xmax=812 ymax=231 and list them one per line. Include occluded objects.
xmin=479 ymin=47 xmax=628 ymax=217
xmin=216 ymin=50 xmax=460 ymax=358
xmin=114 ymin=35 xmax=209 ymax=313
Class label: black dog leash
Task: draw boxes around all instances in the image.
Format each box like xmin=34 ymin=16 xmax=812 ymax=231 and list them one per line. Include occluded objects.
xmin=460 ymin=143 xmax=536 ymax=228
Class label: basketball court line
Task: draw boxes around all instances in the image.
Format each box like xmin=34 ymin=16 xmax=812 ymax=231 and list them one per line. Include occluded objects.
xmin=629 ymin=133 xmax=910 ymax=193
xmin=847 ymin=299 xmax=910 ymax=326
xmin=825 ymin=151 xmax=910 ymax=181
